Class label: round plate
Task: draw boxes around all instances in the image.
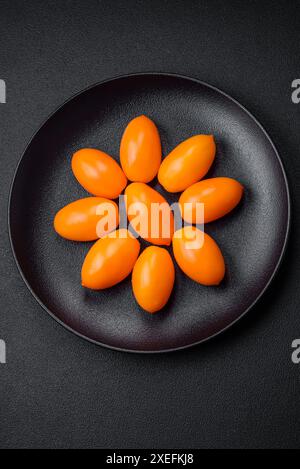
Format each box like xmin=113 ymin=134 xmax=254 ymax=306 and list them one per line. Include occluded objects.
xmin=9 ymin=73 xmax=290 ymax=353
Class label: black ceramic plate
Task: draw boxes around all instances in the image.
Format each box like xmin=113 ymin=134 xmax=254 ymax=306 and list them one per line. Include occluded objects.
xmin=9 ymin=73 xmax=290 ymax=353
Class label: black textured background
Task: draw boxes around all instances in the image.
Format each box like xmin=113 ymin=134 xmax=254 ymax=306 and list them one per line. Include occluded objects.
xmin=0 ymin=0 xmax=300 ymax=449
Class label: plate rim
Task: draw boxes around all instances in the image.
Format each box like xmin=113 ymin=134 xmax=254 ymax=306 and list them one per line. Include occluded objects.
xmin=8 ymin=71 xmax=291 ymax=354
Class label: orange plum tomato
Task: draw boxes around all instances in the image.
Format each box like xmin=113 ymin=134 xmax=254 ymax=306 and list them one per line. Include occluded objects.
xmin=54 ymin=197 xmax=119 ymax=241
xmin=132 ymin=246 xmax=175 ymax=313
xmin=172 ymin=226 xmax=225 ymax=286
xmin=72 ymin=148 xmax=127 ymax=199
xmin=125 ymin=182 xmax=174 ymax=246
xmin=120 ymin=115 xmax=162 ymax=183
xmin=81 ymin=229 xmax=140 ymax=290
xmin=179 ymin=177 xmax=244 ymax=224
xmin=158 ymin=135 xmax=216 ymax=192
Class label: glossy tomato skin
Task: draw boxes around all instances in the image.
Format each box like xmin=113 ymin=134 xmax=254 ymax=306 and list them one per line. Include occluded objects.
xmin=54 ymin=197 xmax=119 ymax=241
xmin=120 ymin=115 xmax=162 ymax=183
xmin=125 ymin=183 xmax=174 ymax=246
xmin=72 ymin=148 xmax=127 ymax=199
xmin=172 ymin=226 xmax=225 ymax=286
xmin=179 ymin=177 xmax=244 ymax=224
xmin=158 ymin=135 xmax=216 ymax=192
xmin=81 ymin=229 xmax=140 ymax=290
xmin=132 ymin=246 xmax=175 ymax=313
